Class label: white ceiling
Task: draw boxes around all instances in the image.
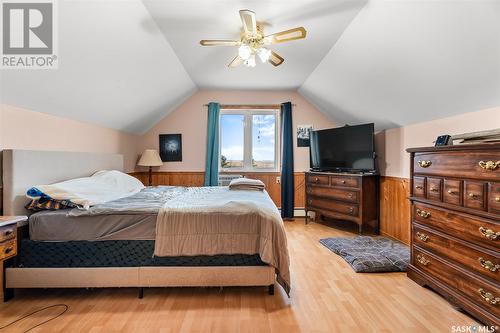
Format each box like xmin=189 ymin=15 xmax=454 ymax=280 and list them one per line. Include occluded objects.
xmin=1 ymin=0 xmax=499 ymax=134
xmin=0 ymin=0 xmax=197 ymax=134
xmin=142 ymin=0 xmax=367 ymax=90
xmin=299 ymin=0 xmax=500 ymax=130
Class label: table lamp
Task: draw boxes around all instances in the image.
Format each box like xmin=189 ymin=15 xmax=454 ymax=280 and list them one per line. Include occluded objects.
xmin=137 ymin=149 xmax=163 ymax=186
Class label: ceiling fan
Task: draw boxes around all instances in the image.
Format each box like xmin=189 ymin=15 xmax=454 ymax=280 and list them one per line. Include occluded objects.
xmin=200 ymin=9 xmax=307 ymax=68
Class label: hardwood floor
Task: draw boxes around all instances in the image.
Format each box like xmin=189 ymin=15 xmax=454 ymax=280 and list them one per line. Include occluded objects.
xmin=0 ymin=220 xmax=477 ymax=332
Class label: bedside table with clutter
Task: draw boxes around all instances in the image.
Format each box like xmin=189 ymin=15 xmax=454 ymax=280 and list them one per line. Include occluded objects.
xmin=1 ymin=216 xmax=27 ymax=302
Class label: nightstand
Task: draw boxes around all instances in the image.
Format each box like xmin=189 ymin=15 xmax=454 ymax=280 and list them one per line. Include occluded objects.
xmin=1 ymin=216 xmax=27 ymax=302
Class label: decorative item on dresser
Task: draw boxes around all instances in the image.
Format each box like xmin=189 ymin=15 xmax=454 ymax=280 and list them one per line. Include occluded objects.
xmin=305 ymin=172 xmax=379 ymax=234
xmin=407 ymin=143 xmax=500 ymax=327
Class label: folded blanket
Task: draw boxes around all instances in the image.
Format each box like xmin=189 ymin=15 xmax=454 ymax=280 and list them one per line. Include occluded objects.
xmin=154 ymin=186 xmax=290 ymax=295
xmin=26 ymin=170 xmax=145 ymax=209
xmin=228 ymin=178 xmax=265 ymax=191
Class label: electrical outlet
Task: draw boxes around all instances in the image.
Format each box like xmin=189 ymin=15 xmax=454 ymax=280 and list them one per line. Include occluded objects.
xmin=276 ymin=176 xmax=281 ymax=184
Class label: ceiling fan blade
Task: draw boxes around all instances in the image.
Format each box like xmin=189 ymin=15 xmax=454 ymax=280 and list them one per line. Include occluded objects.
xmin=268 ymin=51 xmax=284 ymax=67
xmin=200 ymin=40 xmax=241 ymax=46
xmin=265 ymin=27 xmax=307 ymax=44
xmin=228 ymin=56 xmax=243 ymax=68
xmin=239 ymin=9 xmax=257 ymax=35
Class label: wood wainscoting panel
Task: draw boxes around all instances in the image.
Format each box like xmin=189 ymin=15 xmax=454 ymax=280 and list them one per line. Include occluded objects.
xmin=379 ymin=176 xmax=411 ymax=244
xmin=129 ymin=171 xmax=305 ymax=209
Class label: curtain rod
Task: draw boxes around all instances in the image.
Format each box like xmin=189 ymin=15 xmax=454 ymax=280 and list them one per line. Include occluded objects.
xmin=202 ymin=104 xmax=296 ymax=109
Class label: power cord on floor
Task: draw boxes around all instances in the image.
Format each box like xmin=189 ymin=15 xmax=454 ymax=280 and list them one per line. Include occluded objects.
xmin=0 ymin=304 xmax=68 ymax=332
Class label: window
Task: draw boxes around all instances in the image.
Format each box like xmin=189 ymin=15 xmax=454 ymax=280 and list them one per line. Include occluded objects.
xmin=220 ymin=110 xmax=279 ymax=171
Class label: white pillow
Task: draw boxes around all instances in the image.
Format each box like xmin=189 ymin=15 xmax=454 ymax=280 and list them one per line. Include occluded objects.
xmin=27 ymin=170 xmax=145 ymax=209
xmin=91 ymin=170 xmax=145 ymax=193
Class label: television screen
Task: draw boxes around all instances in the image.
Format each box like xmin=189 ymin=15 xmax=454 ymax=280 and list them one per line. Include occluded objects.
xmin=310 ymin=123 xmax=375 ymax=172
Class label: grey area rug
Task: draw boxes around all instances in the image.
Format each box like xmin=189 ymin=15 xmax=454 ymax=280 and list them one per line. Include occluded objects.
xmin=319 ymin=236 xmax=410 ymax=273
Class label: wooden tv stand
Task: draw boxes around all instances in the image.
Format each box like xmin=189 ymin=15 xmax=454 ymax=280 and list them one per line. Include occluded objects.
xmin=305 ymin=171 xmax=379 ymax=234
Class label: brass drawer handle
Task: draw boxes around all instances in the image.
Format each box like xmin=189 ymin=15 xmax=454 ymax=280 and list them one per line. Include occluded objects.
xmin=447 ymin=189 xmax=458 ymax=195
xmin=468 ymin=193 xmax=481 ymax=200
xmin=416 ymin=254 xmax=430 ymax=266
xmin=479 ymin=227 xmax=500 ymax=240
xmin=415 ymin=185 xmax=423 ymax=190
xmin=4 ymin=247 xmax=14 ymax=255
xmin=416 ymin=232 xmax=429 ymax=242
xmin=495 ymin=197 xmax=500 ymax=202
xmin=314 ymin=177 xmax=319 ymax=183
xmin=478 ymin=160 xmax=500 ymax=171
xmin=430 ymin=187 xmax=439 ymax=193
xmin=478 ymin=288 xmax=500 ymax=305
xmin=341 ymin=180 xmax=346 ymax=184
xmin=347 ymin=193 xmax=353 ymax=198
xmin=478 ymin=257 xmax=500 ymax=272
xmin=416 ymin=209 xmax=431 ymax=219
xmin=347 ymin=207 xmax=354 ymax=213
xmin=418 ymin=160 xmax=432 ymax=168
xmin=4 ymin=229 xmax=13 ymax=237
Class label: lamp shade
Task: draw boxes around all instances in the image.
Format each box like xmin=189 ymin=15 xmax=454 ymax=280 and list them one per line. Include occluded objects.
xmin=137 ymin=149 xmax=163 ymax=167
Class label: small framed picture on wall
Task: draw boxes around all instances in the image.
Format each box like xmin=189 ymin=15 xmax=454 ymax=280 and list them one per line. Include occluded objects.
xmin=159 ymin=134 xmax=182 ymax=162
xmin=297 ymin=125 xmax=313 ymax=147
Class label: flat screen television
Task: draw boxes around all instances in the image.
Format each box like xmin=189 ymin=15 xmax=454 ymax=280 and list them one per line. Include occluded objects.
xmin=310 ymin=123 xmax=376 ymax=172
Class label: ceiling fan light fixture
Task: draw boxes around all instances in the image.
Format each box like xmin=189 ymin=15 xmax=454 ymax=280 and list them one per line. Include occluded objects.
xmin=244 ymin=54 xmax=256 ymax=67
xmin=257 ymin=47 xmax=272 ymax=63
xmin=238 ymin=44 xmax=252 ymax=60
xmin=199 ymin=9 xmax=307 ymax=68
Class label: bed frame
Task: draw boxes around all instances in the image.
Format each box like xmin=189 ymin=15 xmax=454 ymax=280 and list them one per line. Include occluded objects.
xmin=2 ymin=149 xmax=275 ymax=300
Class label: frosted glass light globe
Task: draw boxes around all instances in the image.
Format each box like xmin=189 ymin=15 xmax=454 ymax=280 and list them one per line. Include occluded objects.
xmin=238 ymin=44 xmax=252 ymax=60
xmin=257 ymin=48 xmax=272 ymax=63
xmin=244 ymin=54 xmax=256 ymax=67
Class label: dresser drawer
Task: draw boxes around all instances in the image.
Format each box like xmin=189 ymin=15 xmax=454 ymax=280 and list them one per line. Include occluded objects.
xmin=413 ymin=247 xmax=500 ymax=319
xmin=0 ymin=223 xmax=16 ymax=243
xmin=413 ymin=224 xmax=500 ymax=282
xmin=306 ymin=174 xmax=329 ymax=186
xmin=443 ymin=179 xmax=462 ymax=206
xmin=413 ymin=152 xmax=500 ymax=180
xmin=488 ymin=182 xmax=500 ymax=215
xmin=307 ymin=186 xmax=359 ymax=203
xmin=464 ymin=181 xmax=487 ymax=211
xmin=426 ymin=177 xmax=442 ymax=202
xmin=413 ymin=203 xmax=499 ymax=251
xmin=330 ymin=175 xmax=359 ymax=188
xmin=413 ymin=176 xmax=426 ymax=198
xmin=0 ymin=239 xmax=17 ymax=260
xmin=307 ymin=197 xmax=359 ymax=217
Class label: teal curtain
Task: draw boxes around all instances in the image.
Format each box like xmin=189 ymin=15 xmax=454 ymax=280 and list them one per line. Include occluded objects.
xmin=204 ymin=102 xmax=220 ymax=186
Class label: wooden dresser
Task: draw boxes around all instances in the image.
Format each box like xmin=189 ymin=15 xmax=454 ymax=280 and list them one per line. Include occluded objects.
xmin=407 ymin=143 xmax=500 ymax=326
xmin=305 ymin=171 xmax=379 ymax=233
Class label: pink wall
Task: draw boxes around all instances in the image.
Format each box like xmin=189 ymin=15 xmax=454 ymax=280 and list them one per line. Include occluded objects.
xmin=0 ymin=104 xmax=139 ymax=172
xmin=137 ymin=90 xmax=336 ymax=172
xmin=4 ymin=98 xmax=496 ymax=180
xmin=376 ymin=106 xmax=500 ymax=178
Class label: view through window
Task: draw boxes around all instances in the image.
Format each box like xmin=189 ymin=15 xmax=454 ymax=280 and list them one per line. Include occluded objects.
xmin=220 ymin=110 xmax=278 ymax=171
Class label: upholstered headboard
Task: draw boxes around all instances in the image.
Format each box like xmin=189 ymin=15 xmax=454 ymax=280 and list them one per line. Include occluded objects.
xmin=2 ymin=150 xmax=124 ymax=216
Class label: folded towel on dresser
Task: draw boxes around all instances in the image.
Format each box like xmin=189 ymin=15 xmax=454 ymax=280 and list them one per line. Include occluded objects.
xmin=228 ymin=178 xmax=265 ymax=191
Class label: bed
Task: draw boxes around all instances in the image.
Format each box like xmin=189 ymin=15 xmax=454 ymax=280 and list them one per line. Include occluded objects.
xmin=2 ymin=149 xmax=289 ymax=299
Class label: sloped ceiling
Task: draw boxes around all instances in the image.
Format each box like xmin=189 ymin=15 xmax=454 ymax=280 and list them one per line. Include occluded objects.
xmin=1 ymin=0 xmax=499 ymax=134
xmin=0 ymin=0 xmax=197 ymax=134
xmin=142 ymin=0 xmax=367 ymax=90
xmin=299 ymin=0 xmax=500 ymax=130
